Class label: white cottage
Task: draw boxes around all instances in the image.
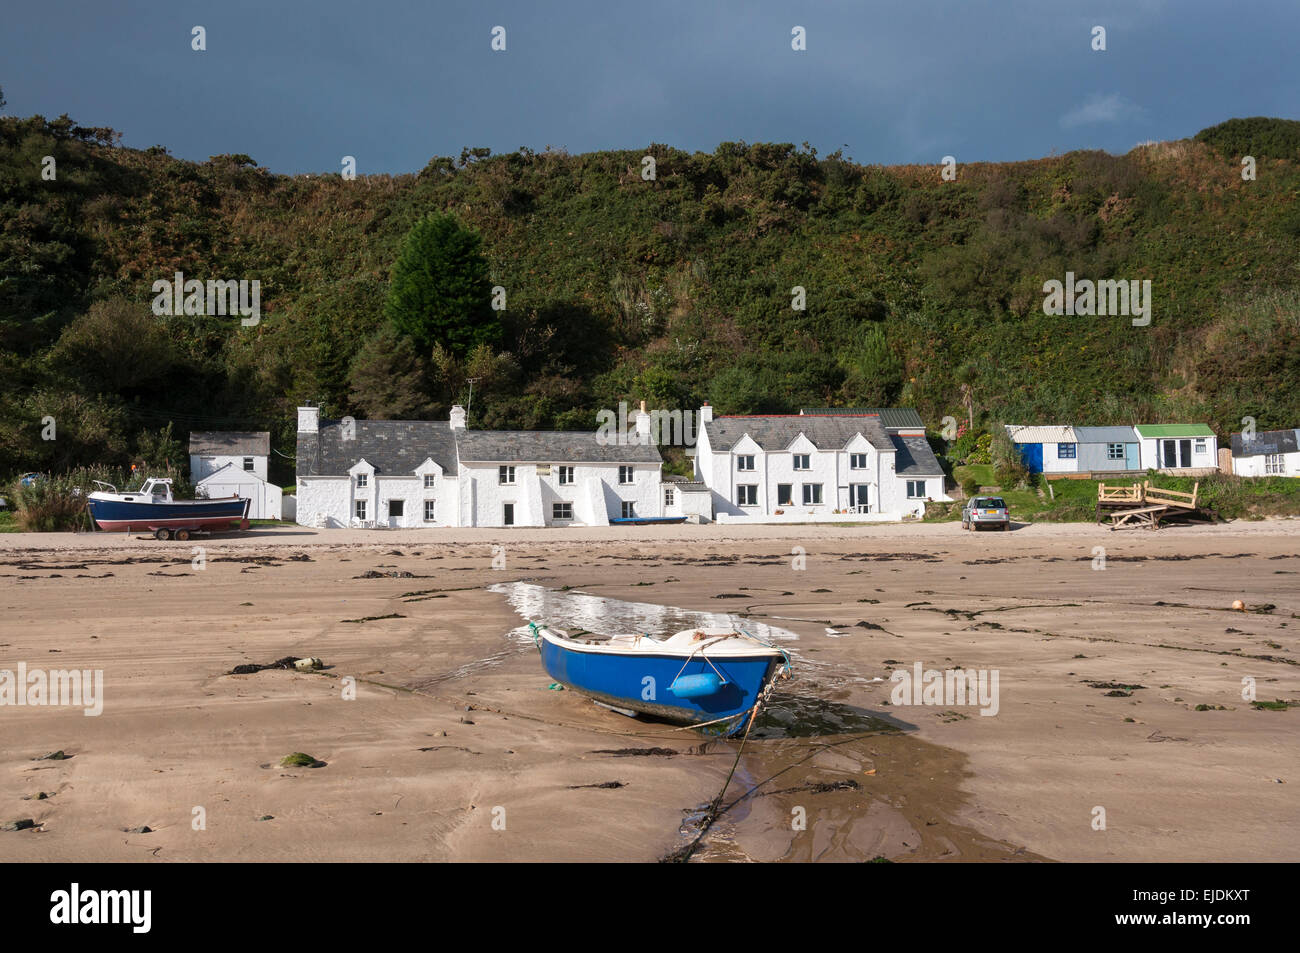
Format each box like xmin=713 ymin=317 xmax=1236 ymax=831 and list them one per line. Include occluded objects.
xmin=1230 ymin=429 xmax=1300 ymax=477
xmin=694 ymin=405 xmax=949 ymax=522
xmin=189 ymin=431 xmax=282 ymax=519
xmin=294 ymin=405 xmax=669 ymax=528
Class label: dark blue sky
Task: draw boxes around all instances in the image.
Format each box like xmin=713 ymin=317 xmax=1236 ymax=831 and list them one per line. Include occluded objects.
xmin=4 ymin=0 xmax=1296 ymax=174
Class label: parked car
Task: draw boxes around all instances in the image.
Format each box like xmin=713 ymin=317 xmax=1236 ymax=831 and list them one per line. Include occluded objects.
xmin=962 ymin=496 xmax=1010 ymax=531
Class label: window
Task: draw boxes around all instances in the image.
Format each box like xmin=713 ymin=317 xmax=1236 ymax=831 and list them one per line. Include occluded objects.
xmin=906 ymin=480 xmax=926 ymax=499
xmin=387 ymin=500 xmax=404 ymax=517
xmin=1265 ymin=454 xmax=1285 ymax=475
xmin=355 ymin=473 xmax=368 ymax=488
xmin=423 ymin=500 xmax=436 ymax=522
xmin=423 ymin=474 xmax=436 ymax=489
xmin=776 ymin=484 xmax=792 ymax=505
xmin=736 ymin=484 xmax=758 ymax=506
xmin=850 ymin=453 xmax=867 ymax=469
xmin=621 ymin=501 xmax=636 ymax=519
xmin=1057 ymin=443 xmax=1076 ymax=459
xmin=1107 ymin=443 xmax=1125 ymax=460
xmin=553 ymin=502 xmax=574 ymax=520
xmin=737 ymin=455 xmax=755 ymax=471
xmin=557 ymin=466 xmax=574 ymax=485
xmin=793 ymin=454 xmax=811 ymax=470
xmin=1194 ymin=439 xmax=1207 ymax=453
xmin=243 ymin=457 xmax=254 ymax=472
xmin=619 ymin=466 xmax=634 ymax=484
xmin=499 ymin=466 xmax=515 ymax=485
xmin=663 ymin=487 xmax=675 ymax=507
xmin=802 ymin=484 xmax=823 ymax=505
xmin=354 ymin=500 xmax=367 ymax=520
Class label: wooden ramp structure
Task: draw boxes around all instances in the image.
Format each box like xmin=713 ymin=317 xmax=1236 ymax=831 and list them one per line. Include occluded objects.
xmin=1097 ymin=481 xmax=1202 ymax=530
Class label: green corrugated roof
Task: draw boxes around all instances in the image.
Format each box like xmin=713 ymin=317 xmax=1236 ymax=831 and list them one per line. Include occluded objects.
xmin=1135 ymin=424 xmax=1216 ymax=438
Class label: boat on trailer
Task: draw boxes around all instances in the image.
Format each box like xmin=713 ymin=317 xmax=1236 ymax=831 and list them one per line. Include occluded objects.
xmin=86 ymin=478 xmax=250 ymax=540
xmin=530 ymin=621 xmax=790 ymax=736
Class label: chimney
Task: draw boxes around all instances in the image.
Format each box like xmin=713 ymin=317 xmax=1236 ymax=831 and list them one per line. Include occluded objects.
xmin=699 ymin=402 xmax=713 ymax=424
xmin=635 ymin=400 xmax=651 ymax=443
xmin=449 ymin=405 xmax=467 ymax=431
xmin=297 ymin=405 xmax=319 ymax=433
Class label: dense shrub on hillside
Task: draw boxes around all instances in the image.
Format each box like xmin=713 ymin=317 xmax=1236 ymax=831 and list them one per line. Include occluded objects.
xmin=2 ymin=112 xmax=1299 ymax=483
xmin=1194 ymin=117 xmax=1300 ymax=159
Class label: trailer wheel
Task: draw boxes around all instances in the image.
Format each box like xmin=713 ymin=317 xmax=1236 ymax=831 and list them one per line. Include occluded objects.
xmin=154 ymin=528 xmax=171 ymax=541
xmin=175 ymin=528 xmax=191 ymax=542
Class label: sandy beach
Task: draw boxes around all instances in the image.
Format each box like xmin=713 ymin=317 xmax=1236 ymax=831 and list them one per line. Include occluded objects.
xmin=2 ymin=519 xmax=1297 ymax=862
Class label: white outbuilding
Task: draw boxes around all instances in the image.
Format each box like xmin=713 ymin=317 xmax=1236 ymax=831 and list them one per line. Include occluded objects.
xmin=189 ymin=431 xmax=283 ymax=519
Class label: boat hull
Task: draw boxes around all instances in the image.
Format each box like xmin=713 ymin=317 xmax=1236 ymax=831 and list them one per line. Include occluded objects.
xmin=540 ymin=637 xmax=779 ymax=734
xmin=86 ymin=497 xmax=250 ymax=532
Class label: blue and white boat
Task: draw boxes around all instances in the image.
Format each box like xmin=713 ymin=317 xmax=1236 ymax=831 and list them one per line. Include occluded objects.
xmin=86 ymin=477 xmax=250 ymax=540
xmin=530 ymin=621 xmax=790 ymax=735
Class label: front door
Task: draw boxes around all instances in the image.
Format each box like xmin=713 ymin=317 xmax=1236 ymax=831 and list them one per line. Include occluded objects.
xmin=1125 ymin=442 xmax=1139 ymax=469
xmin=850 ymin=484 xmax=870 ymax=512
xmin=503 ymin=503 xmax=514 ymax=526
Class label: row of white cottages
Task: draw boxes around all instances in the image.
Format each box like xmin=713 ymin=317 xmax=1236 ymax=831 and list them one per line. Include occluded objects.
xmin=290 ymin=403 xmax=949 ymax=528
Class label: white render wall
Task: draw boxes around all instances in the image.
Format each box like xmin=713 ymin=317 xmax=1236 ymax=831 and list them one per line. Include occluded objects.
xmin=460 ymin=462 xmax=662 ymax=527
xmin=191 ymin=453 xmax=268 ymax=483
xmin=1232 ymin=451 xmax=1300 ymax=477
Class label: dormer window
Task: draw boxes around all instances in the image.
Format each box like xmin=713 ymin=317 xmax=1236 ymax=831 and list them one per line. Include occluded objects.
xmin=423 ymin=474 xmax=436 ymax=489
xmin=356 ymin=473 xmax=368 ymax=488
xmin=850 ymin=453 xmax=868 ymax=469
xmin=736 ymin=455 xmax=755 ymax=471
xmin=793 ymin=454 xmax=811 ymax=470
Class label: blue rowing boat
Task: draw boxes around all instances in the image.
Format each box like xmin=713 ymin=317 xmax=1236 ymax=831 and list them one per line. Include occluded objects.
xmin=531 ymin=622 xmax=790 ymax=735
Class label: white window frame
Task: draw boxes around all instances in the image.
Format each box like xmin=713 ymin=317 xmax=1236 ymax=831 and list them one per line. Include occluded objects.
xmin=499 ymin=466 xmax=515 ymax=485
xmin=355 ymin=473 xmax=368 ymax=488
xmin=620 ymin=501 xmax=636 ymax=519
xmin=802 ymin=483 xmax=822 ymax=505
xmin=736 ymin=484 xmax=758 ymax=506
xmin=1265 ymin=454 xmax=1284 ymax=475
xmin=557 ymin=465 xmax=574 ymax=485
xmin=423 ymin=474 xmax=436 ymax=489
xmin=663 ymin=487 xmax=675 ymax=507
xmin=850 ymin=453 xmax=868 ymax=469
xmin=1194 ymin=439 xmax=1207 ymax=453
xmin=776 ymin=483 xmax=793 ymax=506
xmin=793 ymin=454 xmax=811 ymax=470
xmin=354 ymin=500 xmax=367 ymax=520
xmin=423 ymin=500 xmax=436 ymax=522
xmin=906 ymin=480 xmax=926 ymax=499
xmin=736 ymin=455 xmax=755 ymax=471
xmin=619 ymin=466 xmax=635 ymax=485
xmin=553 ymin=501 xmax=574 ymax=521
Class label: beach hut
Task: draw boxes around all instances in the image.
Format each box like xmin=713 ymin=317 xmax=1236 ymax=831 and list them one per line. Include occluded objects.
xmin=1003 ymin=426 xmax=1081 ymax=474
xmin=1135 ymin=425 xmax=1219 ymax=474
xmin=1072 ymin=426 xmax=1141 ymax=474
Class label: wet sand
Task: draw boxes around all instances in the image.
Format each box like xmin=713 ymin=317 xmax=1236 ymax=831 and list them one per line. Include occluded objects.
xmin=2 ymin=520 xmax=1297 ymax=862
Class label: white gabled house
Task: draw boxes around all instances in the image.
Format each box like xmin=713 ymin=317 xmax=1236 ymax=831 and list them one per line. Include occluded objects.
xmin=1230 ymin=428 xmax=1300 ymax=477
xmin=694 ymin=405 xmax=949 ymax=522
xmin=294 ymin=404 xmax=674 ymax=529
xmin=189 ymin=431 xmax=282 ymax=519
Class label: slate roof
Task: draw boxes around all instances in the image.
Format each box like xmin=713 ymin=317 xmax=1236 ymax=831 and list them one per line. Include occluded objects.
xmin=297 ymin=419 xmax=459 ymax=478
xmin=800 ymin=407 xmax=924 ymax=430
xmin=891 ymin=434 xmax=944 ymax=475
xmin=454 ymin=430 xmax=663 ymax=464
xmin=189 ymin=431 xmax=270 ymax=456
xmin=1072 ymin=426 xmax=1139 ymax=444
xmin=1231 ymin=429 xmax=1300 ymax=457
xmin=1135 ymin=424 xmax=1215 ymax=438
xmin=1004 ymin=425 xmax=1079 ymax=444
xmin=705 ymin=415 xmax=894 ymax=452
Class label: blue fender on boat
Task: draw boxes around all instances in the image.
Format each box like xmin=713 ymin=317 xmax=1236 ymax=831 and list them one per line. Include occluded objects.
xmin=669 ymin=673 xmax=727 ymax=698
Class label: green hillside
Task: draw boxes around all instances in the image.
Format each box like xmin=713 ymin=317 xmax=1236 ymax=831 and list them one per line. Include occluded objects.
xmin=2 ymin=114 xmax=1298 ymax=482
